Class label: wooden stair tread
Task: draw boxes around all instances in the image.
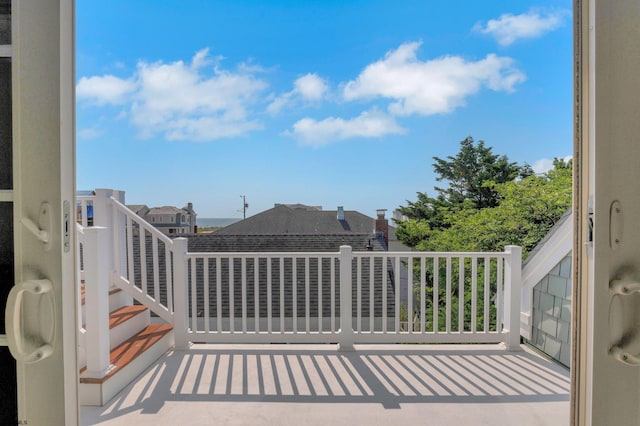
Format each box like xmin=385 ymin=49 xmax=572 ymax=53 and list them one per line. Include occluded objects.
xmin=109 ymin=305 xmax=148 ymax=329
xmin=80 ymin=323 xmax=173 ymax=384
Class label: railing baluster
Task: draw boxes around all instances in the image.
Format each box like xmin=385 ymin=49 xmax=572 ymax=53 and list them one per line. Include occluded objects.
xmin=280 ymin=258 xmax=285 ymax=333
xmin=204 ymin=258 xmax=210 ymax=333
xmin=293 ymin=257 xmax=297 ymax=333
xmin=408 ymin=256 xmax=414 ymax=333
xmin=230 ymin=257 xmax=235 ymax=333
xmin=459 ymin=257 xmax=464 ymax=333
xmin=241 ymin=258 xmax=247 ymax=333
xmin=420 ymin=256 xmax=426 ymax=333
xmin=191 ymin=258 xmax=197 ymax=332
xmin=126 ymin=215 xmax=134 ymax=285
xmin=255 ymin=257 xmax=260 ymax=333
xmin=318 ymin=257 xmax=323 ymax=333
xmin=395 ymin=256 xmax=400 ymax=332
xmin=369 ymin=255 xmax=374 ymax=333
xmin=497 ymin=256 xmax=503 ymax=334
xmin=166 ymin=244 xmax=173 ymax=313
xmin=433 ymin=257 xmax=439 ymax=333
xmin=267 ymin=257 xmax=272 ymax=334
xmin=382 ymin=255 xmax=387 ymax=333
xmin=446 ymin=256 xmax=451 ymax=333
xmin=216 ymin=257 xmax=222 ymax=332
xmin=484 ymin=256 xmax=490 ymax=332
xmin=152 ymin=236 xmax=160 ymax=303
xmin=356 ymin=256 xmax=362 ymax=333
xmin=471 ymin=256 xmax=477 ymax=333
xmin=111 ymin=205 xmax=120 ymax=278
xmin=305 ymin=257 xmax=310 ymax=333
xmin=139 ymin=227 xmax=148 ymax=294
xmin=330 ymin=257 xmax=336 ymax=333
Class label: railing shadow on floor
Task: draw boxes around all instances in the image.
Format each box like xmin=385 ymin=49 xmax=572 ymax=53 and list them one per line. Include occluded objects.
xmin=87 ymin=344 xmax=570 ymax=422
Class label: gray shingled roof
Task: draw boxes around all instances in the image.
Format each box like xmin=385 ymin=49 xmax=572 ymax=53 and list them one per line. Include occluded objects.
xmin=147 ymin=206 xmax=184 ymax=215
xmin=185 ymin=233 xmax=387 ymax=253
xmin=214 ymin=204 xmax=398 ymax=243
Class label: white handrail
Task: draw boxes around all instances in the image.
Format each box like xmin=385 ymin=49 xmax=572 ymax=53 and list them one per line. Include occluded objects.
xmin=110 ymin=196 xmax=174 ymax=246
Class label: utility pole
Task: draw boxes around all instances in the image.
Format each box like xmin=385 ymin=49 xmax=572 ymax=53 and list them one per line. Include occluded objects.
xmin=240 ymin=195 xmax=248 ymax=219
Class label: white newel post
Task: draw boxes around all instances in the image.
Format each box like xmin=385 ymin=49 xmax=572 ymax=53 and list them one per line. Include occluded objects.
xmin=504 ymin=245 xmax=523 ymax=351
xmin=93 ymin=189 xmax=117 ymax=282
xmin=173 ymin=237 xmax=190 ymax=349
xmin=83 ymin=226 xmax=113 ymax=377
xmin=338 ymin=245 xmax=355 ymax=351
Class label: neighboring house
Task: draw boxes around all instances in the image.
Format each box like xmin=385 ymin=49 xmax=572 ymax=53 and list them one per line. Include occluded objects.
xmin=521 ymin=209 xmax=572 ymax=367
xmin=129 ymin=202 xmax=197 ymax=235
xmin=215 ymin=203 xmax=410 ymax=252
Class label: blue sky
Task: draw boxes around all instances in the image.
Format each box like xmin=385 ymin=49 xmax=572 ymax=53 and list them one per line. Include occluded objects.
xmin=76 ymin=1 xmax=573 ymax=219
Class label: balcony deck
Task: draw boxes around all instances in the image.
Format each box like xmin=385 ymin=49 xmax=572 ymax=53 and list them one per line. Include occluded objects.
xmin=80 ymin=343 xmax=569 ymax=425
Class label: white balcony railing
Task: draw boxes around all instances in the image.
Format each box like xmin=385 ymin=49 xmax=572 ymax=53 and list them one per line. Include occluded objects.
xmin=76 ymin=189 xmax=522 ymax=370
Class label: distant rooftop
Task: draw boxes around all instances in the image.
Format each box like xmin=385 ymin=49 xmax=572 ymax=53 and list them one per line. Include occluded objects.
xmin=215 ymin=204 xmax=397 ymax=241
xmin=185 ymin=233 xmax=387 ymax=253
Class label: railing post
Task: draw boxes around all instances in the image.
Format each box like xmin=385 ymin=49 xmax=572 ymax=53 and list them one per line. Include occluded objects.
xmin=504 ymin=245 xmax=523 ymax=351
xmin=338 ymin=245 xmax=355 ymax=351
xmin=93 ymin=189 xmax=117 ymax=284
xmin=83 ymin=226 xmax=113 ymax=378
xmin=173 ymin=237 xmax=190 ymax=349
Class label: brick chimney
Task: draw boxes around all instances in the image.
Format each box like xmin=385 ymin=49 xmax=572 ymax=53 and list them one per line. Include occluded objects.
xmin=374 ymin=209 xmax=388 ymax=245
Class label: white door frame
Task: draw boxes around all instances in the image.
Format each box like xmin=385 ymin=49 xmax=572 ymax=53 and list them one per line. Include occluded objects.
xmin=11 ymin=0 xmax=78 ymax=424
xmin=574 ymin=0 xmax=640 ymax=424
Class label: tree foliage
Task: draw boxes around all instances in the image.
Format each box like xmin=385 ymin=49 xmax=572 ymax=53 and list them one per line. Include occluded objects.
xmin=396 ymin=138 xmax=571 ymax=259
xmin=432 ymin=136 xmax=531 ymax=210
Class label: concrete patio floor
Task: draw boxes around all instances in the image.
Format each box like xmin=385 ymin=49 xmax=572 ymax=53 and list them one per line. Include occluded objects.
xmin=80 ymin=343 xmax=570 ymax=426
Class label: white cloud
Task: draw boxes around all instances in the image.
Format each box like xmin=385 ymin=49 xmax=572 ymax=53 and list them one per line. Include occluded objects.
xmin=77 ymin=75 xmax=136 ymax=105
xmin=77 ymin=48 xmax=268 ymax=142
xmin=267 ymin=73 xmax=328 ymax=114
xmin=474 ymin=9 xmax=570 ymax=47
xmin=131 ymin=49 xmax=267 ymax=141
xmin=287 ymin=109 xmax=406 ymax=147
xmin=294 ymin=73 xmax=328 ymax=101
xmin=532 ymin=155 xmax=573 ymax=174
xmin=343 ymin=41 xmax=525 ymax=116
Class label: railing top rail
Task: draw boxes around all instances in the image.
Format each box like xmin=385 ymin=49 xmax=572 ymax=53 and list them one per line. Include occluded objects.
xmin=77 ymin=194 xmax=96 ymax=201
xmin=185 ymin=250 xmax=510 ymax=259
xmin=109 ymin=196 xmax=175 ymax=247
xmin=76 ymin=222 xmax=85 ymax=236
xmin=356 ymin=251 xmax=510 ymax=258
xmin=186 ymin=251 xmax=342 ymax=259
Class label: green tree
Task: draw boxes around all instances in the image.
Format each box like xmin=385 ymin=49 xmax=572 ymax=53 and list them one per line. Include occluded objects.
xmin=417 ymin=158 xmax=572 ymax=257
xmin=395 ymin=136 xmax=532 ymax=248
xmin=431 ymin=136 xmax=530 ymax=210
xmin=395 ymin=146 xmax=572 ymax=333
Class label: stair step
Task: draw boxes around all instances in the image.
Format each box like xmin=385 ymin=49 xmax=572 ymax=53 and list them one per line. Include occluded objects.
xmin=80 ymin=323 xmax=173 ymax=385
xmin=109 ymin=305 xmax=148 ymax=329
xmin=80 ymin=284 xmax=123 ymax=306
